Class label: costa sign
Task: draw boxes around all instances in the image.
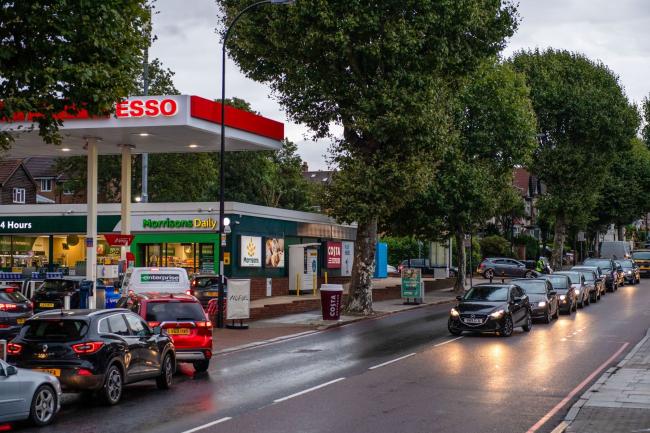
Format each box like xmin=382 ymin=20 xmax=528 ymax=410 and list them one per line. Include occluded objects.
xmin=115 ymin=98 xmax=178 ymax=118
xmin=326 ymin=241 xmax=342 ymax=269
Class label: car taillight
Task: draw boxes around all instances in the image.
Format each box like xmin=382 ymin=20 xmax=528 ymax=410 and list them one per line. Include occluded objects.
xmin=72 ymin=342 xmax=104 ymax=354
xmin=186 ymin=290 xmax=192 ymax=296
xmin=203 ymin=349 xmax=212 ymax=359
xmin=479 ymin=263 xmax=485 ymax=269
xmin=0 ymin=303 xmax=18 ymax=311
xmin=77 ymin=368 xmax=93 ymax=376
xmin=148 ymin=321 xmax=160 ymax=328
xmin=196 ymin=321 xmax=212 ymax=328
xmin=7 ymin=342 xmax=22 ymax=355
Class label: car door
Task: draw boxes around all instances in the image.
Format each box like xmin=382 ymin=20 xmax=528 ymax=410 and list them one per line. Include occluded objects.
xmin=509 ymin=287 xmax=523 ymax=324
xmin=106 ymin=313 xmax=143 ymax=379
xmin=0 ymin=360 xmax=26 ymax=419
xmin=545 ymin=281 xmax=557 ymax=315
xmin=492 ymin=259 xmax=507 ymax=276
xmin=502 ymin=259 xmax=521 ymax=277
xmin=124 ymin=313 xmax=160 ymax=377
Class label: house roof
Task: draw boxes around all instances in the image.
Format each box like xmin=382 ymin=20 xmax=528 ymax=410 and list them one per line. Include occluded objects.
xmin=24 ymin=157 xmax=58 ymax=178
xmin=303 ymin=170 xmax=335 ymax=185
xmin=513 ymin=167 xmax=530 ymax=194
xmin=0 ymin=159 xmax=23 ymax=186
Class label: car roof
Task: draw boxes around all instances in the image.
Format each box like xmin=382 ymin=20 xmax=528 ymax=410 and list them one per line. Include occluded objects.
xmin=133 ymin=292 xmax=198 ymax=302
xmin=511 ymin=278 xmax=547 ymax=283
xmin=473 ymin=283 xmax=513 ymax=288
xmin=192 ymin=274 xmax=219 ymax=279
xmin=555 ymin=271 xmax=580 ymax=275
xmin=31 ymin=308 xmax=130 ymax=319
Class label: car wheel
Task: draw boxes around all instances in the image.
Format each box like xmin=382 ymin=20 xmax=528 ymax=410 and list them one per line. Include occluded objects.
xmin=29 ymin=384 xmax=57 ymax=426
xmin=544 ymin=308 xmax=552 ymax=324
xmin=578 ymin=297 xmax=584 ymax=308
xmin=585 ymin=294 xmax=590 ymax=306
xmin=525 ymin=271 xmax=534 ymax=278
xmin=522 ymin=312 xmax=533 ymax=332
xmin=484 ymin=269 xmax=494 ymax=280
xmin=500 ymin=315 xmax=514 ymax=337
xmin=553 ymin=305 xmax=559 ymax=319
xmin=573 ymin=300 xmax=578 ymax=311
xmin=101 ymin=364 xmax=123 ymax=405
xmin=156 ymin=354 xmax=174 ymax=390
xmin=448 ymin=318 xmax=462 ymax=336
xmin=193 ymin=360 xmax=210 ymax=373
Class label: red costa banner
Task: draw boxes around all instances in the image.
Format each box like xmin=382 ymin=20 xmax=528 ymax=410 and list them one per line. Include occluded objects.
xmin=104 ymin=234 xmax=135 ymax=247
xmin=326 ymin=241 xmax=342 ymax=269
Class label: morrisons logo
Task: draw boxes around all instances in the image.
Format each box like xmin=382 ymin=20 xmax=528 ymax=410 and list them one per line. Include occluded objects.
xmin=143 ymin=218 xmax=193 ymax=229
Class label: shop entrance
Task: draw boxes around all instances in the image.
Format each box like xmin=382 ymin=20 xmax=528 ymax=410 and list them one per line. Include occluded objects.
xmin=131 ymin=233 xmax=219 ymax=276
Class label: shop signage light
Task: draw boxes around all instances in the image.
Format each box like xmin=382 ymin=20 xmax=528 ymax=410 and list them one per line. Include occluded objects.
xmin=0 ymin=220 xmax=32 ymax=230
xmin=115 ymin=98 xmax=178 ymax=118
xmin=103 ymin=234 xmax=135 ymax=247
xmin=142 ymin=218 xmax=218 ymax=230
xmin=326 ymin=241 xmax=342 ymax=269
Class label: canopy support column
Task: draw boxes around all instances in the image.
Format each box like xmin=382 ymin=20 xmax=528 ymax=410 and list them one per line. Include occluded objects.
xmin=86 ymin=138 xmax=98 ymax=309
xmin=120 ymin=145 xmax=132 ymax=261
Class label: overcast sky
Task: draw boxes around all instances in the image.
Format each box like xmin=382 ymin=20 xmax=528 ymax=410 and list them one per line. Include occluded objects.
xmin=150 ymin=0 xmax=650 ymax=170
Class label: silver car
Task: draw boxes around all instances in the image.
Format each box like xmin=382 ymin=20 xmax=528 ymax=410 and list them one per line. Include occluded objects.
xmin=0 ymin=358 xmax=61 ymax=426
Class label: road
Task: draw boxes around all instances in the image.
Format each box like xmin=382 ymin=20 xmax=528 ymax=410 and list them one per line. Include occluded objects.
xmin=16 ymin=280 xmax=650 ymax=433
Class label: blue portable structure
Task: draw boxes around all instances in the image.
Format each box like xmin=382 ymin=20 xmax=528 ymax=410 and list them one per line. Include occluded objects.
xmin=374 ymin=242 xmax=388 ymax=278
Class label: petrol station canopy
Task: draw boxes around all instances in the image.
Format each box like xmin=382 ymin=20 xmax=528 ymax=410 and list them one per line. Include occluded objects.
xmin=0 ymin=95 xmax=285 ymax=157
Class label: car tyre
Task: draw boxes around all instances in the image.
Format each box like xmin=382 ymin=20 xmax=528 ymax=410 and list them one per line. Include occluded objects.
xmin=544 ymin=308 xmax=552 ymax=324
xmin=156 ymin=354 xmax=174 ymax=390
xmin=500 ymin=315 xmax=514 ymax=337
xmin=101 ymin=364 xmax=123 ymax=406
xmin=522 ymin=312 xmax=532 ymax=332
xmin=193 ymin=360 xmax=210 ymax=373
xmin=29 ymin=384 xmax=57 ymax=426
xmin=553 ymin=305 xmax=559 ymax=319
xmin=448 ymin=318 xmax=462 ymax=336
xmin=484 ymin=269 xmax=494 ymax=280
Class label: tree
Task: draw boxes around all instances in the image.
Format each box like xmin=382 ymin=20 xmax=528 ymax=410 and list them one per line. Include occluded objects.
xmin=642 ymin=96 xmax=650 ymax=148
xmin=385 ymin=60 xmax=538 ymax=292
xmin=511 ymin=49 xmax=640 ymax=269
xmin=0 ymin=1 xmax=151 ymax=149
xmin=218 ymin=0 xmax=519 ymax=313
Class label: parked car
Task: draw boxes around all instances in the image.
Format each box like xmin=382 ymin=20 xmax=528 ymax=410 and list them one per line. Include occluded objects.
xmin=613 ymin=261 xmax=626 ymax=287
xmin=0 ymin=358 xmax=61 ymax=426
xmin=542 ymin=274 xmax=577 ymax=315
xmin=398 ymin=259 xmax=436 ymax=275
xmin=571 ymin=266 xmax=605 ymax=301
xmin=387 ymin=265 xmax=399 ymax=276
xmin=0 ymin=285 xmax=33 ymax=340
xmin=554 ymin=271 xmax=590 ymax=308
xmin=189 ymin=274 xmax=222 ymax=308
xmin=511 ymin=278 xmax=559 ymax=323
xmin=477 ymin=258 xmax=538 ymax=280
xmin=616 ymin=259 xmax=640 ymax=285
xmin=447 ymin=283 xmax=532 ymax=337
xmin=632 ymin=250 xmax=650 ymax=276
xmin=32 ymin=278 xmax=83 ymax=313
xmin=582 ymin=258 xmax=618 ymax=292
xmin=118 ymin=292 xmax=213 ymax=373
xmin=7 ymin=309 xmax=176 ymax=405
xmin=571 ymin=267 xmax=604 ymax=302
xmin=599 ymin=241 xmax=632 ymax=259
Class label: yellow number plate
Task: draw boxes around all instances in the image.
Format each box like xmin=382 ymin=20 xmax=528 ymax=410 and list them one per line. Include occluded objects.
xmin=166 ymin=328 xmax=191 ymax=335
xmin=39 ymin=303 xmax=55 ymax=308
xmin=205 ymin=292 xmax=219 ymax=297
xmin=34 ymin=368 xmax=60 ymax=377
xmin=16 ymin=318 xmax=26 ymax=325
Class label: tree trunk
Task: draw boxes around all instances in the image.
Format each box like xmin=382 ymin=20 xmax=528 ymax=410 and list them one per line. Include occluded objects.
xmin=552 ymin=215 xmax=566 ymax=270
xmin=454 ymin=228 xmax=466 ymax=294
xmin=345 ymin=216 xmax=377 ymax=315
xmin=617 ymin=225 xmax=624 ymax=241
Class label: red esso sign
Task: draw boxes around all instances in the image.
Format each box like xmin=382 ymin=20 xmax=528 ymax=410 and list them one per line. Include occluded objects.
xmin=326 ymin=241 xmax=342 ymax=269
xmin=115 ymin=98 xmax=178 ymax=118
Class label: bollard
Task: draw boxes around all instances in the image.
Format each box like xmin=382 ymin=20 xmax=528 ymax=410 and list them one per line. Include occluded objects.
xmin=296 ymin=274 xmax=301 ymax=296
xmin=324 ymin=271 xmax=328 ymax=284
xmin=313 ymin=274 xmax=317 ymax=296
xmin=64 ymin=294 xmax=71 ymax=310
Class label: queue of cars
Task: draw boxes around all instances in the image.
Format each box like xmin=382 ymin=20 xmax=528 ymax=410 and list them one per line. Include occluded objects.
xmin=448 ymin=257 xmax=642 ymax=337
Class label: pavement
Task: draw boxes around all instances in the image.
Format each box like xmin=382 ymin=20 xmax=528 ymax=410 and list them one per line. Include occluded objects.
xmin=554 ymin=328 xmax=650 ymax=433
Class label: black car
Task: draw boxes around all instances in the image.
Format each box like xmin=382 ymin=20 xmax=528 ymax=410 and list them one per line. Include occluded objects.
xmin=571 ymin=266 xmax=606 ymax=300
xmin=582 ymin=258 xmax=618 ymax=292
xmin=555 ymin=271 xmax=590 ymax=308
xmin=189 ymin=275 xmax=223 ymax=308
xmin=543 ymin=274 xmax=577 ymax=314
xmin=477 ymin=258 xmax=538 ymax=280
xmin=32 ymin=279 xmax=82 ymax=313
xmin=511 ymin=278 xmax=559 ymax=323
xmin=616 ymin=259 xmax=640 ymax=285
xmin=0 ymin=285 xmax=33 ymax=339
xmin=448 ymin=284 xmax=532 ymax=337
xmin=7 ymin=309 xmax=175 ymax=405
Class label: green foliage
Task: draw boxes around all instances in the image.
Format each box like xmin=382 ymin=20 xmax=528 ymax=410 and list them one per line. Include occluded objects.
xmin=642 ymin=96 xmax=650 ymax=148
xmin=514 ymin=234 xmax=539 ymax=260
xmin=381 ymin=236 xmax=429 ymax=267
xmin=0 ymin=1 xmax=151 ymax=149
xmin=136 ymin=58 xmax=179 ymax=95
xmin=479 ymin=235 xmax=511 ymax=258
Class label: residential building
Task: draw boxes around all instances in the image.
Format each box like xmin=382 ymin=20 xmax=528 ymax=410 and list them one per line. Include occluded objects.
xmin=0 ymin=159 xmax=37 ymax=205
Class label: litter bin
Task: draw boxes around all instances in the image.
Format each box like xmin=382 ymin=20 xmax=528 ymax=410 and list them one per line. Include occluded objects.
xmin=320 ymin=284 xmax=343 ymax=320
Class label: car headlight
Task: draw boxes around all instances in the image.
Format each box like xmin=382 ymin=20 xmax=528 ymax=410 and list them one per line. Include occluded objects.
xmin=538 ymin=301 xmax=546 ymax=307
xmin=627 ymin=270 xmax=632 ymax=275
xmin=490 ymin=309 xmax=505 ymax=318
xmin=574 ymin=288 xmax=580 ymax=295
xmin=560 ymin=295 xmax=566 ymax=300
xmin=450 ymin=308 xmax=460 ymax=317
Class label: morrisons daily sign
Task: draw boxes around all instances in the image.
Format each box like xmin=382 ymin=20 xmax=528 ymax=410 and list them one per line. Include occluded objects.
xmin=142 ymin=218 xmax=217 ymax=230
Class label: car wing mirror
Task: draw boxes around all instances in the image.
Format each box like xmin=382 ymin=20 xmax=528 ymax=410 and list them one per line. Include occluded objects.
xmin=6 ymin=365 xmax=17 ymax=376
xmin=153 ymin=326 xmax=162 ymax=336
xmin=455 ymin=295 xmax=463 ymax=301
xmin=549 ymin=290 xmax=557 ymax=296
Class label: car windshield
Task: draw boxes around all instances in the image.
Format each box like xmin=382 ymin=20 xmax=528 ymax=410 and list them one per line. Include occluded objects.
xmin=556 ymin=273 xmax=580 ymax=284
xmin=40 ymin=280 xmax=75 ymax=292
xmin=579 ymin=272 xmax=595 ymax=282
xmin=514 ymin=281 xmax=547 ymax=294
xmin=583 ymin=259 xmax=612 ymax=271
xmin=547 ymin=276 xmax=569 ymax=289
xmin=463 ymin=286 xmax=509 ymax=302
xmin=194 ymin=277 xmax=219 ymax=288
xmin=0 ymin=290 xmax=28 ymax=303
xmin=145 ymin=301 xmax=206 ymax=322
xmin=619 ymin=260 xmax=634 ymax=269
xmin=24 ymin=319 xmax=88 ymax=341
xmin=632 ymin=252 xmax=650 ymax=260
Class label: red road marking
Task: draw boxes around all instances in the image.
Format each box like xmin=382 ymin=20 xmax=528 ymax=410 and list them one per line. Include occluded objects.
xmin=525 ymin=342 xmax=630 ymax=433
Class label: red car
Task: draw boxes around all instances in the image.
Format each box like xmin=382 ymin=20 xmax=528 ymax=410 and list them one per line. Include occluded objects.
xmin=117 ymin=292 xmax=213 ymax=372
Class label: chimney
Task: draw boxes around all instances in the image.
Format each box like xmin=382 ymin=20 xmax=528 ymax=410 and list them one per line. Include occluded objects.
xmin=301 ymin=162 xmax=309 ymax=172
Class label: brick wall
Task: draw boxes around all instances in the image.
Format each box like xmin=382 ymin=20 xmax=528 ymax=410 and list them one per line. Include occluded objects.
xmin=249 ymin=276 xmax=352 ymax=301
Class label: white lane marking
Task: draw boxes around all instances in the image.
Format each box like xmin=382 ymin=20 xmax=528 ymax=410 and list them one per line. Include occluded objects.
xmin=273 ymin=378 xmax=346 ymax=403
xmin=368 ymin=353 xmax=417 ymax=370
xmin=180 ymin=417 xmax=232 ymax=433
xmin=433 ymin=336 xmax=464 ymax=347
xmin=525 ymin=342 xmax=630 ymax=433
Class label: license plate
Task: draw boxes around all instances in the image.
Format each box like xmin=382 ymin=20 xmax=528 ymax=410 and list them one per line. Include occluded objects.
xmin=205 ymin=291 xmax=218 ymax=297
xmin=16 ymin=318 xmax=25 ymax=325
xmin=464 ymin=318 xmax=483 ymax=324
xmin=34 ymin=368 xmax=60 ymax=377
xmin=166 ymin=328 xmax=191 ymax=335
xmin=39 ymin=303 xmax=54 ymax=308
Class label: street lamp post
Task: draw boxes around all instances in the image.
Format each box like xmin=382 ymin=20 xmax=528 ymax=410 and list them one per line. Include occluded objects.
xmin=216 ymin=0 xmax=293 ymax=328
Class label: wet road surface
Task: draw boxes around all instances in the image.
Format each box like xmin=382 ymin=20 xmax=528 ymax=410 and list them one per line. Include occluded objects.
xmin=14 ymin=280 xmax=650 ymax=433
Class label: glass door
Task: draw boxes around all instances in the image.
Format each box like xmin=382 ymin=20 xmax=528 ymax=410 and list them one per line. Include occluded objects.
xmin=199 ymin=243 xmax=215 ymax=274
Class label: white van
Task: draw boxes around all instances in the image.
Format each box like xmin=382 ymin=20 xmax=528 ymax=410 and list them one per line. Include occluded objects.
xmin=600 ymin=241 xmax=632 ymax=260
xmin=120 ymin=267 xmax=190 ymax=295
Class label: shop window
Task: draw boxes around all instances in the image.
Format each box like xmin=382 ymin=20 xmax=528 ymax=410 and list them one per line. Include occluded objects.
xmin=12 ymin=188 xmax=25 ymax=204
xmin=40 ymin=178 xmax=52 ymax=192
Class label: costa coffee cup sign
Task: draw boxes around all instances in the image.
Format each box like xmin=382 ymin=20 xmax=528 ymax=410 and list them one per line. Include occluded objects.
xmin=326 ymin=241 xmax=342 ymax=269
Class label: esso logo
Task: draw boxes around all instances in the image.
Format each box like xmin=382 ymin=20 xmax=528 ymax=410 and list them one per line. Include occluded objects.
xmin=115 ymin=99 xmax=178 ymax=118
